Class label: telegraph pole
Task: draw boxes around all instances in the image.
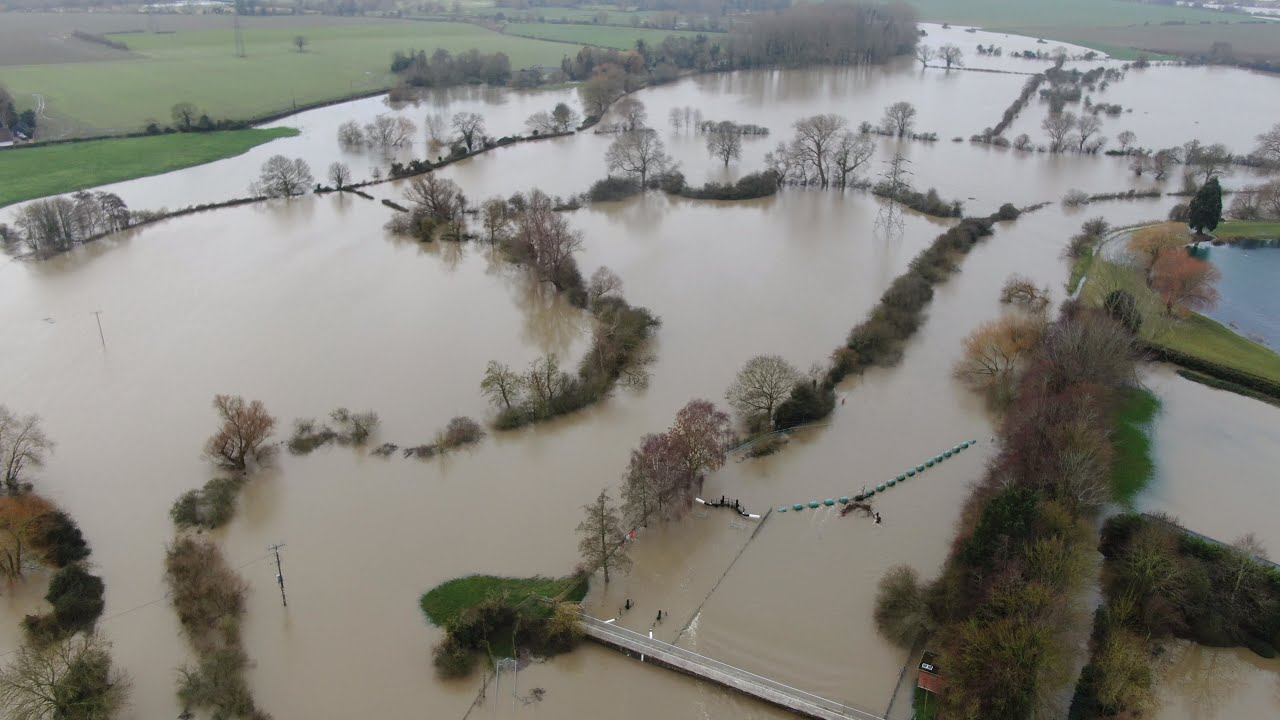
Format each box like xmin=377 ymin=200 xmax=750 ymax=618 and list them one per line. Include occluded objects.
xmin=91 ymin=310 xmax=106 ymax=349
xmin=270 ymin=544 xmax=287 ymax=607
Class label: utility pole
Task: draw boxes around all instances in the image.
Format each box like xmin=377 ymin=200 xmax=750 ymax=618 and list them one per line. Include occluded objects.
xmin=91 ymin=310 xmax=106 ymax=349
xmin=270 ymin=544 xmax=287 ymax=607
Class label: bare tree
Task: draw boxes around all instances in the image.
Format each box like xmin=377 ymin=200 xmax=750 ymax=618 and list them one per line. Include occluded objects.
xmin=1151 ymin=148 xmax=1180 ymax=180
xmin=0 ymin=406 xmax=54 ymax=495
xmin=1042 ymin=112 xmax=1077 ymax=154
xmin=1116 ymin=130 xmax=1137 ymax=153
xmin=668 ymin=107 xmax=684 ymax=131
xmin=882 ymin=101 xmax=917 ymax=137
xmin=1076 ymin=114 xmax=1103 ymax=152
xmin=364 ymin=115 xmax=416 ymax=149
xmin=576 ymin=489 xmax=631 ymax=583
xmin=605 ymin=131 xmax=670 ymax=186
xmin=480 ymin=198 xmax=511 ymax=245
xmin=403 ymin=175 xmax=467 ymax=227
xmin=327 ymin=162 xmax=351 ymax=189
xmin=293 ymin=35 xmax=308 ymax=52
xmin=725 ymin=355 xmax=801 ymax=425
xmin=587 ymin=266 xmax=623 ymax=305
xmin=337 ymin=120 xmax=365 ymax=147
xmin=479 ymin=361 xmax=525 ymax=411
xmin=954 ymin=315 xmax=1046 ymax=401
xmin=705 ymin=121 xmax=742 ymax=166
xmin=614 ymin=97 xmax=648 ymax=132
xmin=790 ymin=114 xmax=847 ymax=186
xmin=525 ymin=111 xmax=556 ymax=135
xmin=424 ymin=112 xmax=448 ymax=145
xmin=939 ymin=43 xmax=964 ymax=69
xmin=915 ymin=45 xmax=934 ymax=68
xmin=250 ymin=155 xmax=313 ymax=197
xmin=551 ymin=102 xmax=579 ymax=132
xmin=450 ymin=111 xmax=485 ymax=151
xmin=831 ymin=131 xmax=875 ymax=188
xmin=524 ymin=354 xmax=572 ymax=412
xmin=1185 ymin=141 xmax=1232 ymax=183
xmin=1256 ymin=122 xmax=1280 ymax=164
xmin=203 ymin=395 xmax=277 ymax=470
xmin=0 ymin=632 xmax=131 ymax=720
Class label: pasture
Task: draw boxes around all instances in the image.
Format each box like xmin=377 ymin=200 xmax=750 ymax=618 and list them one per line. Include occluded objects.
xmin=502 ymin=22 xmax=714 ymax=50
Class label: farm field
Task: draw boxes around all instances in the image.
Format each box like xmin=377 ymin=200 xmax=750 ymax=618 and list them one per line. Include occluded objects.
xmin=909 ymin=0 xmax=1280 ymax=59
xmin=502 ymin=22 xmax=714 ymax=49
xmin=0 ymin=128 xmax=299 ymax=208
xmin=0 ymin=19 xmax=582 ymax=136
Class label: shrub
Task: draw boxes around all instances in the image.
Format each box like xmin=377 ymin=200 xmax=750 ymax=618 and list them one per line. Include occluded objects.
xmin=29 ymin=510 xmax=90 ymax=567
xmin=675 ymin=170 xmax=780 ymax=201
xmin=439 ymin=416 xmax=485 ymax=450
xmin=874 ymin=565 xmax=933 ymax=647
xmin=996 ymin=203 xmax=1021 ymax=221
xmin=24 ymin=563 xmax=106 ymax=644
xmin=588 ymin=175 xmax=642 ymax=202
xmin=1062 ymin=189 xmax=1090 ymax=207
xmin=1168 ymin=202 xmax=1190 ymax=221
xmin=745 ymin=434 xmax=786 ymax=458
xmin=170 ymin=476 xmax=244 ymax=530
xmin=1104 ymin=289 xmax=1142 ymax=334
xmin=773 ymin=381 xmax=835 ymax=429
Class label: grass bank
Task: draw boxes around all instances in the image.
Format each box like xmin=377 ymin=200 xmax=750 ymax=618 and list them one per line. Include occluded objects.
xmin=1109 ymin=387 xmax=1160 ymax=504
xmin=1214 ymin=220 xmax=1280 ymax=241
xmin=0 ymin=128 xmax=298 ymax=208
xmin=1083 ymin=257 xmax=1280 ymax=390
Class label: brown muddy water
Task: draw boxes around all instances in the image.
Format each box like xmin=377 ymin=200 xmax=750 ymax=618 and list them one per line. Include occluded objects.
xmin=3 ymin=31 xmax=1280 ymax=719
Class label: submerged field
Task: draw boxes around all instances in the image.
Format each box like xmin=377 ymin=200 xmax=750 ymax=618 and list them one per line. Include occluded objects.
xmin=0 ymin=128 xmax=298 ymax=208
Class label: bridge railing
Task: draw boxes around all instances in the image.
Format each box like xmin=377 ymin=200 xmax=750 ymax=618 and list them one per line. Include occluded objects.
xmin=579 ymin=614 xmax=883 ymax=720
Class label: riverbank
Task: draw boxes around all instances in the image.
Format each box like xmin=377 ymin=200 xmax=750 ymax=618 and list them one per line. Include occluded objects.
xmin=0 ymin=128 xmax=299 ymax=209
xmin=1082 ymin=256 xmax=1280 ymax=398
xmin=1214 ymin=220 xmax=1280 ymax=242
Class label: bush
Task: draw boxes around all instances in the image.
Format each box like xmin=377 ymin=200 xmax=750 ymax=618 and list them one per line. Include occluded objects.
xmin=24 ymin=563 xmax=106 ymax=644
xmin=1104 ymin=289 xmax=1142 ymax=334
xmin=675 ymin=170 xmax=780 ymax=201
xmin=773 ymin=381 xmax=835 ymax=429
xmin=996 ymin=203 xmax=1021 ymax=221
xmin=29 ymin=510 xmax=90 ymax=567
xmin=658 ymin=170 xmax=687 ymax=194
xmin=1168 ymin=202 xmax=1190 ymax=221
xmin=439 ymin=416 xmax=485 ymax=450
xmin=588 ymin=175 xmax=642 ymax=202
xmin=874 ymin=565 xmax=933 ymax=647
xmin=170 ymin=476 xmax=244 ymax=530
xmin=1062 ymin=189 xmax=1090 ymax=207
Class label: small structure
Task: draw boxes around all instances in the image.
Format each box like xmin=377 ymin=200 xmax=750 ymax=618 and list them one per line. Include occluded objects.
xmin=916 ymin=650 xmax=944 ymax=716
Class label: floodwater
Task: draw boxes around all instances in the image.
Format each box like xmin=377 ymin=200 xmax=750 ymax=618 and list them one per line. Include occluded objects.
xmin=1193 ymin=243 xmax=1280 ymax=348
xmin=3 ymin=25 xmax=1280 ymax=720
xmin=1155 ymin=641 xmax=1280 ymax=720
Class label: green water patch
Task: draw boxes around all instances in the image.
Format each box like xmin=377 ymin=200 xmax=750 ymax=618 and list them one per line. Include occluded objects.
xmin=1111 ymin=387 xmax=1161 ymax=504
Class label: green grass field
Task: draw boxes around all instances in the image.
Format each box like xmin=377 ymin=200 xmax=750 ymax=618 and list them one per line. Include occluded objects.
xmin=1084 ymin=256 xmax=1280 ymax=386
xmin=1215 ymin=220 xmax=1280 ymax=240
xmin=420 ymin=574 xmax=585 ymax=628
xmin=502 ymin=22 xmax=711 ymax=49
xmin=1110 ymin=387 xmax=1160 ymax=504
xmin=0 ymin=128 xmax=297 ymax=208
xmin=909 ymin=0 xmax=1280 ymax=60
xmin=2 ymin=21 xmax=577 ymax=136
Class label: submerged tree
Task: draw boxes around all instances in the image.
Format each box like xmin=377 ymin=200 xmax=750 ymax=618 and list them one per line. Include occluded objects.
xmin=203 ymin=395 xmax=277 ymax=471
xmin=914 ymin=45 xmax=934 ymax=68
xmin=479 ymin=361 xmax=525 ymax=411
xmin=939 ymin=43 xmax=964 ymax=69
xmin=250 ymin=155 xmax=313 ymax=197
xmin=327 ymin=162 xmax=351 ymax=190
xmin=0 ymin=407 xmax=54 ymax=495
xmin=725 ymin=355 xmax=801 ymax=427
xmin=882 ymin=101 xmax=917 ymax=137
xmin=605 ymin=131 xmax=670 ymax=186
xmin=705 ymin=122 xmax=742 ymax=167
xmin=0 ymin=631 xmax=131 ymax=720
xmin=576 ymin=489 xmax=631 ymax=584
xmin=450 ymin=111 xmax=486 ymax=152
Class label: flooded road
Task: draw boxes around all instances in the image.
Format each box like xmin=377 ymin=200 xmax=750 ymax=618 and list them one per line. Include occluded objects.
xmin=3 ymin=29 xmax=1280 ymax=720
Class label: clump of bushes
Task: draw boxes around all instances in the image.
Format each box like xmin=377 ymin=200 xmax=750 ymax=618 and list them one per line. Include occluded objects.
xmin=745 ymin=434 xmax=787 ymax=458
xmin=871 ymin=182 xmax=962 ymax=218
xmin=1070 ymin=513 xmax=1280 ymax=717
xmin=588 ymin=176 xmax=642 ymax=202
xmin=287 ymin=408 xmax=381 ymax=454
xmin=22 ymin=563 xmax=106 ymax=646
xmin=666 ymin=170 xmax=780 ymax=201
xmin=165 ymin=537 xmax=266 ymax=719
xmin=438 ymin=416 xmax=484 ymax=450
xmin=1000 ymin=274 xmax=1050 ymax=311
xmin=29 ymin=509 xmax=90 ymax=567
xmin=170 ymin=476 xmax=245 ymax=530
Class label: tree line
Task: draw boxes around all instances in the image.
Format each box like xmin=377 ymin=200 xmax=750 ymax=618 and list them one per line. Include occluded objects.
xmin=0 ymin=405 xmax=126 ymax=719
xmin=2 ymin=191 xmax=132 ymax=257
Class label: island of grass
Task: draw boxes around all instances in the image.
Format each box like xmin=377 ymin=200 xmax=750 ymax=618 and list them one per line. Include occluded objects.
xmin=0 ymin=128 xmax=298 ymax=208
xmin=421 ymin=574 xmax=587 ymax=677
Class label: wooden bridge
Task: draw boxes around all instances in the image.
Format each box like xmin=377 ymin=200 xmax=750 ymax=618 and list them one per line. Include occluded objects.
xmin=578 ymin=614 xmax=885 ymax=720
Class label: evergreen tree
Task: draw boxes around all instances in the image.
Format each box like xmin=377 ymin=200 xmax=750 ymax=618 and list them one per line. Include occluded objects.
xmin=1187 ymin=176 xmax=1223 ymax=236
